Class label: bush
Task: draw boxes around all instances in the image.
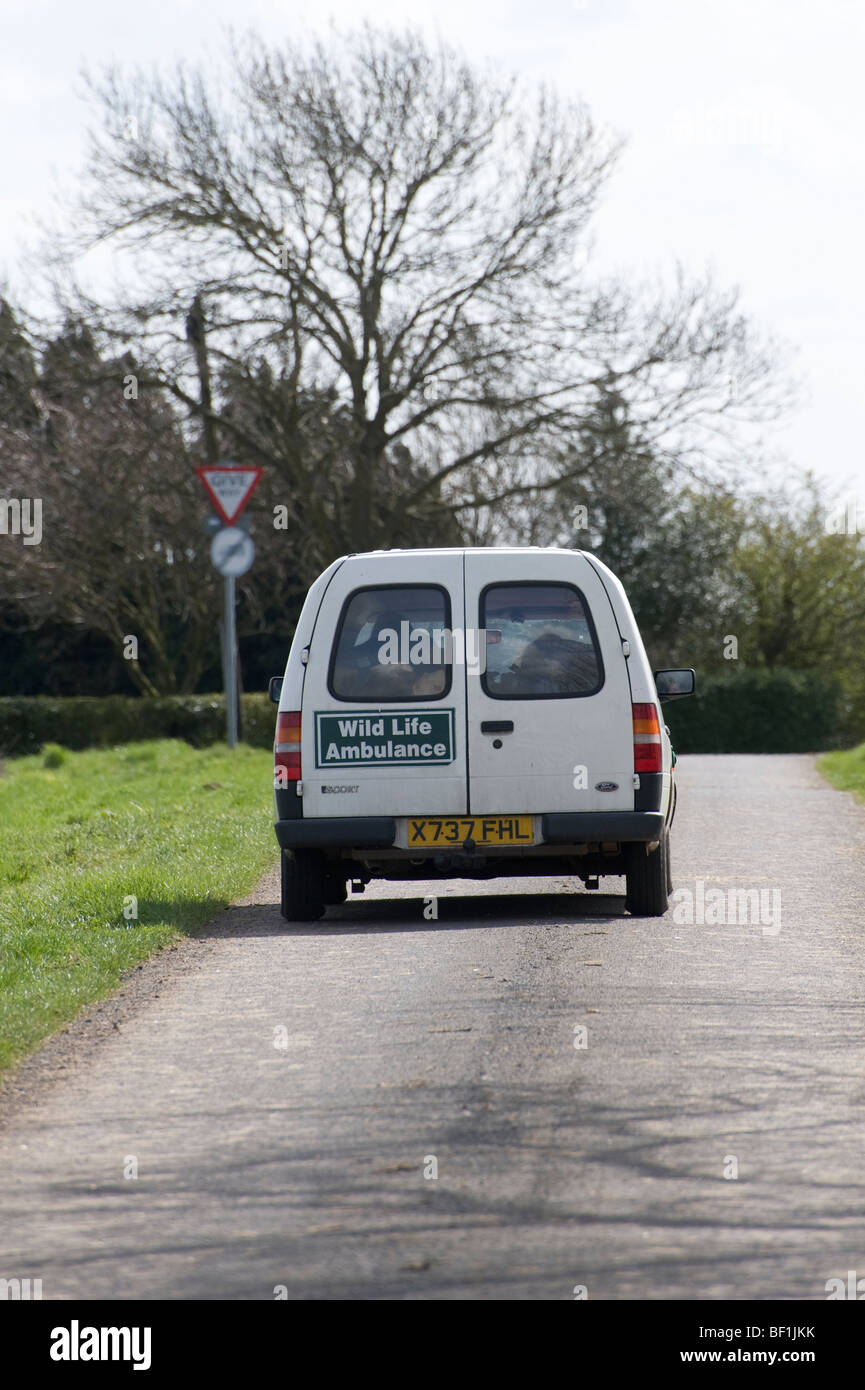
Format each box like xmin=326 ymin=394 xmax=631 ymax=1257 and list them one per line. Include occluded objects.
xmin=41 ymin=743 xmax=68 ymax=769
xmin=0 ymin=694 xmax=276 ymax=758
xmin=0 ymin=672 xmax=849 ymax=758
xmin=664 ymin=668 xmax=847 ymax=754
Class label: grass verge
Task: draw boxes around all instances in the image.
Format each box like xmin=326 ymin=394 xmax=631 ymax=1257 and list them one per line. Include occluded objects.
xmin=0 ymin=740 xmax=276 ymax=1074
xmin=817 ymin=744 xmax=865 ymax=805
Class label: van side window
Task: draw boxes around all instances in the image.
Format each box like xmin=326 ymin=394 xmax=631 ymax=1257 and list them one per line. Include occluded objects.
xmin=481 ymin=583 xmax=603 ymax=699
xmin=329 ymin=585 xmax=452 ymax=701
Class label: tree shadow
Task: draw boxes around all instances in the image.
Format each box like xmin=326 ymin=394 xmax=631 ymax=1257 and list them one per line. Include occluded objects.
xmin=32 ymin=1079 xmax=864 ymax=1300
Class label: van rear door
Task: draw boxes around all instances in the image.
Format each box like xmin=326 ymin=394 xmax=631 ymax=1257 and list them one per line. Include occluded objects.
xmin=464 ymin=550 xmax=634 ymax=815
xmin=300 ymin=553 xmax=468 ymax=818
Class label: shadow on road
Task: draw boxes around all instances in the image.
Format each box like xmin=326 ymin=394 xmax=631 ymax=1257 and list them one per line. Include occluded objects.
xmin=171 ymin=889 xmax=630 ymax=940
xmin=38 ymin=1076 xmax=860 ymax=1300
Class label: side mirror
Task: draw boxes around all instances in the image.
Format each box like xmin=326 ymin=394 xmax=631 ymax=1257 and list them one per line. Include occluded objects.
xmin=268 ymin=675 xmax=283 ymax=704
xmin=654 ymin=668 xmax=696 ymax=702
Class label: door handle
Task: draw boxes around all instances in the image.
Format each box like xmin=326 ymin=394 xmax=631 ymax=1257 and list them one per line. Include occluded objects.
xmin=480 ymin=721 xmax=514 ymax=734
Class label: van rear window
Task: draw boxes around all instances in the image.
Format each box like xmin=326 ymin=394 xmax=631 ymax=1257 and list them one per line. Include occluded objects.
xmin=480 ymin=583 xmax=603 ymax=698
xmin=329 ymin=585 xmax=452 ymax=701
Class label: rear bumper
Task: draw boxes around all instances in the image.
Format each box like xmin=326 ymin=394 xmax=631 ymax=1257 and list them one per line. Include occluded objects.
xmin=541 ymin=812 xmax=664 ymax=842
xmin=276 ymin=817 xmax=397 ymax=849
xmin=275 ymin=811 xmax=664 ymax=851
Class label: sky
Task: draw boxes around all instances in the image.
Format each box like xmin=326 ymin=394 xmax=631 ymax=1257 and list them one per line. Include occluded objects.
xmin=3 ymin=0 xmax=864 ymax=506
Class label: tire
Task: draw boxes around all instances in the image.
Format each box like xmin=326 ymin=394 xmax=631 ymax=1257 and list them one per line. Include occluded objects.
xmin=280 ymin=849 xmax=326 ymax=922
xmin=323 ymin=872 xmax=348 ymax=906
xmin=625 ymin=828 xmax=669 ymax=917
xmin=666 ymin=783 xmax=676 ymax=892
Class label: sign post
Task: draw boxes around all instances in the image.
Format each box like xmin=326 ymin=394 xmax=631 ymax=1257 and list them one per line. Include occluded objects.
xmin=196 ymin=464 xmax=263 ymax=747
xmin=224 ymin=575 xmax=238 ymax=748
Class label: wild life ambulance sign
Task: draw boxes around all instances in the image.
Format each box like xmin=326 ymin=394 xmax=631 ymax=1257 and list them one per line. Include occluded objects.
xmin=315 ymin=710 xmax=455 ymax=768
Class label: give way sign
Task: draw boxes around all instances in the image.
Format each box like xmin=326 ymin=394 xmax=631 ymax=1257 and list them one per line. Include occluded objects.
xmin=196 ymin=464 xmax=263 ymax=525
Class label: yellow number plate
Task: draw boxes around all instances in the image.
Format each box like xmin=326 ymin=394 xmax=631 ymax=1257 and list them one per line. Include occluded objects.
xmin=407 ymin=816 xmax=534 ymax=847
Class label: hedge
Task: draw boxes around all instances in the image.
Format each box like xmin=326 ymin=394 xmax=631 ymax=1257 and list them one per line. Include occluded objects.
xmin=0 ymin=669 xmax=850 ymax=758
xmin=0 ymin=694 xmax=276 ymax=758
xmin=663 ymin=668 xmax=847 ymax=754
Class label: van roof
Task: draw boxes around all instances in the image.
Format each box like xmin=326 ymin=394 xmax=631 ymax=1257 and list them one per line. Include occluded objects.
xmin=341 ymin=546 xmax=589 ymax=561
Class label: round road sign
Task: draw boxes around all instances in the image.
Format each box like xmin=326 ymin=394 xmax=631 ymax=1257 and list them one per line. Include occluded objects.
xmin=210 ymin=525 xmax=255 ymax=577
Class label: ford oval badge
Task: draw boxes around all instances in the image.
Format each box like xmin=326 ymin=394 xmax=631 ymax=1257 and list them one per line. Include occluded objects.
xmin=595 ymin=781 xmax=619 ymax=792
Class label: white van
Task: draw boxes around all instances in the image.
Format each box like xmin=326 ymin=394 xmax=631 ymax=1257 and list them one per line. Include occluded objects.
xmin=269 ymin=548 xmax=694 ymax=920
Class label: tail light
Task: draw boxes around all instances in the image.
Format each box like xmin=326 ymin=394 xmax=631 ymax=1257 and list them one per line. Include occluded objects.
xmin=275 ymin=711 xmax=302 ymax=782
xmin=633 ymin=702 xmax=662 ymax=774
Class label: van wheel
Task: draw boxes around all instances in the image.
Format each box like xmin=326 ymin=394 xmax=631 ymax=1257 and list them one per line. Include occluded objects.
xmin=280 ymin=850 xmax=326 ymax=922
xmin=625 ymin=831 xmax=669 ymax=917
xmin=323 ymin=872 xmax=348 ymax=906
xmin=665 ymin=830 xmax=673 ymax=894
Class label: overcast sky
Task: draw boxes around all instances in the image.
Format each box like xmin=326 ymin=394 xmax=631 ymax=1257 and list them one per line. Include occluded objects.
xmin=3 ymin=0 xmax=863 ymax=502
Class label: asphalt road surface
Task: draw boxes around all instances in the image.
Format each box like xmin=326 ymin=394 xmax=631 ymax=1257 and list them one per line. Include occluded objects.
xmin=2 ymin=753 xmax=865 ymax=1301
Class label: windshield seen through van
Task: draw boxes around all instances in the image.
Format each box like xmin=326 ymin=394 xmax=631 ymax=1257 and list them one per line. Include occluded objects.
xmin=329 ymin=580 xmax=602 ymax=701
xmin=330 ymin=585 xmax=451 ymax=701
xmin=481 ymin=583 xmax=602 ymax=698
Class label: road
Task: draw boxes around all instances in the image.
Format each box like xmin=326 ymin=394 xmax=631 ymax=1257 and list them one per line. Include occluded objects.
xmin=2 ymin=754 xmax=865 ymax=1301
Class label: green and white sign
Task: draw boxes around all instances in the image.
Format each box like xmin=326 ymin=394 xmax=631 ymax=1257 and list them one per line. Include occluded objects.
xmin=315 ymin=709 xmax=455 ymax=768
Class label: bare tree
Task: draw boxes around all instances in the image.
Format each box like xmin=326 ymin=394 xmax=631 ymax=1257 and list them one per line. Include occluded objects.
xmin=0 ymin=326 xmax=218 ymax=695
xmin=41 ymin=24 xmax=786 ymax=557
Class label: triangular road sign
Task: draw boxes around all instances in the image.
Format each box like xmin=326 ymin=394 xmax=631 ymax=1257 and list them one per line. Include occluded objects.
xmin=196 ymin=464 xmax=263 ymax=525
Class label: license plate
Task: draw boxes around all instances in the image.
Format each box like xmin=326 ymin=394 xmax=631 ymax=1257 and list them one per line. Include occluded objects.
xmin=406 ymin=815 xmax=534 ymax=847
